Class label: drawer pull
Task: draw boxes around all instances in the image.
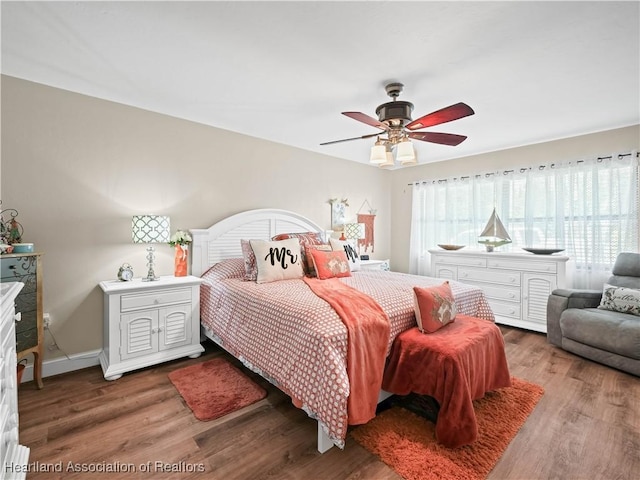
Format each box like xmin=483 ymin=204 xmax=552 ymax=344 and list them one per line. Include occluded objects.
xmin=154 ymin=299 xmax=160 ymax=305
xmin=509 ymin=276 xmax=516 ymax=283
xmin=14 ymin=312 xmax=21 ymax=322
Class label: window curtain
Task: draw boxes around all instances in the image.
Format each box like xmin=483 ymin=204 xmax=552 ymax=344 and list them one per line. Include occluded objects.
xmin=409 ymin=152 xmax=639 ymax=289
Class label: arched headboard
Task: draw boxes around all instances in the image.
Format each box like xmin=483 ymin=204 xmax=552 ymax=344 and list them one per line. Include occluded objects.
xmin=190 ymin=208 xmax=325 ymax=276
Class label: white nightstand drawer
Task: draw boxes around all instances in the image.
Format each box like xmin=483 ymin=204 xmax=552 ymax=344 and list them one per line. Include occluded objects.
xmin=121 ymin=287 xmax=191 ymax=312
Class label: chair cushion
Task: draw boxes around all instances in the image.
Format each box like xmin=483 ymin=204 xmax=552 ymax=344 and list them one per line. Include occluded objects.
xmin=560 ymin=308 xmax=640 ymax=360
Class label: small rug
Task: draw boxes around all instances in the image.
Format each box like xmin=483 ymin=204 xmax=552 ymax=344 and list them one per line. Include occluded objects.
xmin=351 ymin=377 xmax=544 ymax=480
xmin=168 ymin=357 xmax=267 ymax=421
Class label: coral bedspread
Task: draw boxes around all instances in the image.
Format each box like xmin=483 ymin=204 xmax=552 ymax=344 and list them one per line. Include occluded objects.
xmin=199 ymin=258 xmax=495 ymax=448
xmin=382 ymin=315 xmax=512 ymax=448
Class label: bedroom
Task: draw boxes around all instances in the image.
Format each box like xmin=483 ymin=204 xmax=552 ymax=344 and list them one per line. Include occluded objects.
xmin=1 ymin=1 xmax=639 ymax=479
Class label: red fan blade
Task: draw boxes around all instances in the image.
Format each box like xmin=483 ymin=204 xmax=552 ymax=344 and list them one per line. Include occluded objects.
xmin=406 ymin=102 xmax=474 ymax=130
xmin=320 ymin=132 xmax=382 ymax=146
xmin=408 ymin=131 xmax=468 ymax=146
xmin=342 ymin=111 xmax=389 ymax=130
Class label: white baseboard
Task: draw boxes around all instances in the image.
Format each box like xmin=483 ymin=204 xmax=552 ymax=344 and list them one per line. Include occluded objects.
xmin=20 ymin=349 xmax=102 ymax=383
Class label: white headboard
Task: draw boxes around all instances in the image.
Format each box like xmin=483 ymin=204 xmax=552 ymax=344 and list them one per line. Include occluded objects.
xmin=190 ymin=208 xmax=325 ymax=276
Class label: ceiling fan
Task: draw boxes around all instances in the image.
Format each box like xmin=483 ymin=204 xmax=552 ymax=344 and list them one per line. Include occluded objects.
xmin=321 ymin=82 xmax=474 ymax=167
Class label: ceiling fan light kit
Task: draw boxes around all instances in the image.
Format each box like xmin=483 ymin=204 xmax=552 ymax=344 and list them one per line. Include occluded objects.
xmin=322 ymin=82 xmax=474 ymax=168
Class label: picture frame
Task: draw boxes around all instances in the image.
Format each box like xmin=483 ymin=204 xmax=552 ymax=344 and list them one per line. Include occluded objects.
xmin=329 ymin=198 xmax=348 ymax=231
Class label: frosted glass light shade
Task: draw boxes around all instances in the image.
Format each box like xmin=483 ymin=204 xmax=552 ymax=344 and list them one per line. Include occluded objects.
xmin=379 ymin=150 xmax=395 ymax=168
xmin=396 ymin=140 xmax=416 ymax=164
xmin=370 ymin=144 xmax=387 ymax=164
xmin=132 ymin=215 xmax=171 ymax=243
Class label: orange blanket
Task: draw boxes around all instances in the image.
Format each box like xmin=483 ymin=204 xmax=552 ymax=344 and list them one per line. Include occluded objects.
xmin=382 ymin=315 xmax=511 ymax=447
xmin=303 ymin=277 xmax=390 ymax=425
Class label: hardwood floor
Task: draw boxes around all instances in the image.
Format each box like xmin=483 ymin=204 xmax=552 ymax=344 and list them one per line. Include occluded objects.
xmin=17 ymin=326 xmax=639 ymax=480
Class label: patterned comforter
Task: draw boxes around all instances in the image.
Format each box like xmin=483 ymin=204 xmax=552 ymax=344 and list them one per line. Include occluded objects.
xmin=199 ymin=258 xmax=495 ymax=448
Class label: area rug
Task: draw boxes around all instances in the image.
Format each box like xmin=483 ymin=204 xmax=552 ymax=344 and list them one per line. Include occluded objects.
xmin=351 ymin=377 xmax=544 ymax=480
xmin=168 ymin=357 xmax=267 ymax=421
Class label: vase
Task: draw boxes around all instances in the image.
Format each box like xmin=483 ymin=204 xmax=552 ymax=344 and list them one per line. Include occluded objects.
xmin=174 ymin=245 xmax=188 ymax=277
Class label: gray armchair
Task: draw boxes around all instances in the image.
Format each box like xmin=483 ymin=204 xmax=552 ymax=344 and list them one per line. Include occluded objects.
xmin=547 ymin=252 xmax=640 ymax=377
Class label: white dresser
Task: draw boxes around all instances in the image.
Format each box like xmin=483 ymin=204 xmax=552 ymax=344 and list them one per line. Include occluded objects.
xmin=1 ymin=282 xmax=30 ymax=479
xmin=99 ymin=275 xmax=204 ymax=381
xmin=429 ymin=249 xmax=569 ymax=333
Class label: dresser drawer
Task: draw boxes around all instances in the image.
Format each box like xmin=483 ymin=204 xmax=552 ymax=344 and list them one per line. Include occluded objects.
xmin=488 ymin=300 xmax=521 ymax=319
xmin=433 ymin=255 xmax=487 ymax=268
xmin=466 ymin=281 xmax=520 ymax=303
xmin=121 ymin=288 xmax=191 ymax=312
xmin=487 ymin=258 xmax=557 ymax=273
xmin=458 ymin=267 xmax=521 ymax=286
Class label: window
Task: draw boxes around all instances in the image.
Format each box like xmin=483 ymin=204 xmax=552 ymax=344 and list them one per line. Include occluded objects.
xmin=410 ymin=153 xmax=639 ymax=289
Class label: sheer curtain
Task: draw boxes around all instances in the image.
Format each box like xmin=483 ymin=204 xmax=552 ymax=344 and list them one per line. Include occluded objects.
xmin=409 ymin=152 xmax=639 ymax=288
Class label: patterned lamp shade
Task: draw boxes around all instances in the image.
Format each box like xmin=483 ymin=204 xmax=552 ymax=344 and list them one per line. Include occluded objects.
xmin=132 ymin=215 xmax=171 ymax=243
xmin=344 ymin=223 xmax=365 ymax=240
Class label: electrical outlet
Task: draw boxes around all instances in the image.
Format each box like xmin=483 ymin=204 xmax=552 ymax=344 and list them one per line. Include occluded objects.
xmin=43 ymin=313 xmax=51 ymax=329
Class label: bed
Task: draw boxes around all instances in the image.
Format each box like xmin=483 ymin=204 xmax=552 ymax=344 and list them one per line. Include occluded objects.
xmin=191 ymin=209 xmax=495 ymax=452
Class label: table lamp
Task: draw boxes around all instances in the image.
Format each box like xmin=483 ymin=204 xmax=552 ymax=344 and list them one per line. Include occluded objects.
xmin=132 ymin=215 xmax=170 ymax=281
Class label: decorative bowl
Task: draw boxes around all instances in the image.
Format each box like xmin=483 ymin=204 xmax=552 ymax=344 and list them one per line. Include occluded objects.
xmin=522 ymin=247 xmax=565 ymax=255
xmin=438 ymin=244 xmax=465 ymax=251
xmin=12 ymin=243 xmax=34 ymax=253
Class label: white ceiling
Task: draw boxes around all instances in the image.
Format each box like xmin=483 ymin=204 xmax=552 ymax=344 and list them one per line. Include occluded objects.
xmin=2 ymin=1 xmax=639 ymax=167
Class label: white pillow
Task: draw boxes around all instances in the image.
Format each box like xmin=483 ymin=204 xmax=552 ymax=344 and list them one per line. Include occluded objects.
xmin=598 ymin=283 xmax=640 ymax=316
xmin=249 ymin=238 xmax=304 ymax=284
xmin=329 ymin=238 xmax=361 ymax=272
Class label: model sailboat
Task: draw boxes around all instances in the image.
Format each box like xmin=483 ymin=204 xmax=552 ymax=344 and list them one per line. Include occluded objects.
xmin=478 ymin=208 xmax=511 ymax=252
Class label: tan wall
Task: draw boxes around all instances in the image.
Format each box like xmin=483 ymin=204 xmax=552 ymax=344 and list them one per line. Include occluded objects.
xmin=389 ymin=124 xmax=640 ymax=273
xmin=2 ymin=74 xmax=638 ymax=360
xmin=0 ymin=76 xmax=392 ymax=358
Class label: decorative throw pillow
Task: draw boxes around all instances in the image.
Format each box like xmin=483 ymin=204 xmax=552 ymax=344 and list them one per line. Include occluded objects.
xmin=249 ymin=238 xmax=304 ymax=284
xmin=240 ymin=239 xmax=258 ymax=281
xmin=329 ymin=238 xmax=361 ymax=272
xmin=308 ymin=249 xmax=352 ymax=280
xmin=413 ymin=282 xmax=457 ymax=333
xmin=304 ymin=244 xmax=333 ymax=276
xmin=598 ymin=283 xmax=640 ymax=316
xmin=272 ymin=232 xmax=325 ymax=276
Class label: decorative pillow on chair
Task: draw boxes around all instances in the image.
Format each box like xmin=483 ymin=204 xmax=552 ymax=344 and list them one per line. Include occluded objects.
xmin=598 ymin=283 xmax=640 ymax=316
xmin=240 ymin=239 xmax=258 ymax=281
xmin=272 ymin=232 xmax=325 ymax=276
xmin=305 ymin=244 xmax=333 ymax=277
xmin=413 ymin=281 xmax=457 ymax=333
xmin=308 ymin=249 xmax=351 ymax=280
xmin=249 ymin=238 xmax=304 ymax=284
xmin=329 ymin=238 xmax=361 ymax=272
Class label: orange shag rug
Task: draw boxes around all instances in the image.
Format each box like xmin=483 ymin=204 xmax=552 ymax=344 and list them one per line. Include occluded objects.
xmin=168 ymin=358 xmax=267 ymax=421
xmin=351 ymin=377 xmax=544 ymax=480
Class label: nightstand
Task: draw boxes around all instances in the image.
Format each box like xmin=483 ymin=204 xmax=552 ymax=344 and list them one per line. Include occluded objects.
xmin=359 ymin=259 xmax=390 ymax=271
xmin=99 ymin=275 xmax=204 ymax=380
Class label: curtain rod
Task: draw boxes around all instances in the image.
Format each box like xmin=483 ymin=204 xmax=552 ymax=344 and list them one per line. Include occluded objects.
xmin=407 ymin=151 xmax=639 ymax=186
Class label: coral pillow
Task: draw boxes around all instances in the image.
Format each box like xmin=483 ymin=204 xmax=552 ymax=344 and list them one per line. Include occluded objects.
xmin=249 ymin=238 xmax=304 ymax=284
xmin=309 ymin=249 xmax=352 ymax=280
xmin=240 ymin=239 xmax=258 ymax=281
xmin=305 ymin=244 xmax=333 ymax=276
xmin=413 ymin=281 xmax=457 ymax=333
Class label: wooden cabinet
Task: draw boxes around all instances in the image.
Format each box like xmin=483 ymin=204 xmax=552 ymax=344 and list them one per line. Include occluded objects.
xmin=99 ymin=276 xmax=204 ymax=380
xmin=1 ymin=282 xmax=30 ymax=479
xmin=429 ymin=249 xmax=569 ymax=333
xmin=0 ymin=253 xmax=43 ymax=389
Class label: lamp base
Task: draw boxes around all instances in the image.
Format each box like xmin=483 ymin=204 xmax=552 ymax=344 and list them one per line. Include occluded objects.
xmin=142 ymin=246 xmax=160 ymax=281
